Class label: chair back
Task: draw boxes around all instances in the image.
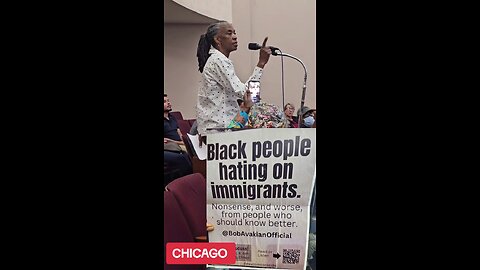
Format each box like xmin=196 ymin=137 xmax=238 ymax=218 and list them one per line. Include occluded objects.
xmin=177 ymin=119 xmax=192 ymax=137
xmin=170 ymin=111 xmax=184 ymax=120
xmin=166 ymin=173 xmax=206 ymax=238
xmin=164 ymin=191 xmax=203 ymax=270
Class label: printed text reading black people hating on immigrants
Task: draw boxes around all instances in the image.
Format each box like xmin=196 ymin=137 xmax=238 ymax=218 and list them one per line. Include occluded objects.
xmin=207 ymin=136 xmax=312 ymax=200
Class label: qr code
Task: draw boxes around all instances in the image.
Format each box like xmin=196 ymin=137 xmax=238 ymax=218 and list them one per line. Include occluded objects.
xmin=282 ymin=249 xmax=300 ymax=264
xmin=236 ymin=244 xmax=251 ymax=261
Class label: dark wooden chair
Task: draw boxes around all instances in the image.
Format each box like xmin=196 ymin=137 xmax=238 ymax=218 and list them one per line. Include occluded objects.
xmin=164 ymin=191 xmax=205 ymax=270
xmin=166 ymin=173 xmax=207 ymax=239
xmin=170 ymin=111 xmax=183 ymax=121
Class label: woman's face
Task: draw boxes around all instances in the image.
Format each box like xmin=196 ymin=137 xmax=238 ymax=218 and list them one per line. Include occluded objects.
xmin=284 ymin=105 xmax=295 ymax=118
xmin=215 ymin=23 xmax=238 ymax=53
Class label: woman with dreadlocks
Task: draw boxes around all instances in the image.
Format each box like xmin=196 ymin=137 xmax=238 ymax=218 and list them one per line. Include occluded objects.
xmin=195 ymin=21 xmax=271 ymax=142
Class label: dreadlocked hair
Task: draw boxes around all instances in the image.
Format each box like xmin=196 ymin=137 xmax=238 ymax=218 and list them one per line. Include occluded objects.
xmin=196 ymin=21 xmax=227 ymax=73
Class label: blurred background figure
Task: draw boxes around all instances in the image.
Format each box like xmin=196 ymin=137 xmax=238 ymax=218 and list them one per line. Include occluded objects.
xmin=164 ymin=93 xmax=192 ymax=186
xmin=297 ymin=106 xmax=316 ymax=128
xmin=283 ymin=103 xmax=298 ymax=128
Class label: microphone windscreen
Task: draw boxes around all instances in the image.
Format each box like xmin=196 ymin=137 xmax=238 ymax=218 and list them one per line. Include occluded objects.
xmin=248 ymin=43 xmax=261 ymax=50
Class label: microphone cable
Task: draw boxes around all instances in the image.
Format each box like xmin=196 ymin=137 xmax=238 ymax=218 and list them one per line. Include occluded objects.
xmin=276 ymin=49 xmax=285 ymax=110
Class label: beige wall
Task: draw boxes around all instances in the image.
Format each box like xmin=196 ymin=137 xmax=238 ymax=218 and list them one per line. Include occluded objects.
xmin=173 ymin=0 xmax=232 ymax=22
xmin=164 ymin=24 xmax=207 ymax=118
xmin=164 ymin=0 xmax=316 ymax=119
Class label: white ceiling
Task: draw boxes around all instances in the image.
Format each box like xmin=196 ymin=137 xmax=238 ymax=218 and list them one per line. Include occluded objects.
xmin=164 ymin=0 xmax=217 ymax=24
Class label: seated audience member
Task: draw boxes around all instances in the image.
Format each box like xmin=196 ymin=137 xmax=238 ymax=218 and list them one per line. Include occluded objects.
xmin=164 ymin=94 xmax=186 ymax=148
xmin=284 ymin=103 xmax=299 ymax=128
xmin=297 ymin=106 xmax=316 ymax=128
xmin=164 ymin=93 xmax=192 ymax=181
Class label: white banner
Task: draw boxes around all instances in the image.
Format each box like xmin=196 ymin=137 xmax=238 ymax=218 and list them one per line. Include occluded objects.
xmin=206 ymin=128 xmax=316 ymax=269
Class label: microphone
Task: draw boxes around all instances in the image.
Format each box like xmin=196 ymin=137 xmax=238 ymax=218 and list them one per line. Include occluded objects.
xmin=248 ymin=43 xmax=280 ymax=54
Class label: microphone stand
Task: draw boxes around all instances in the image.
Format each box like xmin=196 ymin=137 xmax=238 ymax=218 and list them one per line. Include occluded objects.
xmin=273 ymin=52 xmax=307 ymax=128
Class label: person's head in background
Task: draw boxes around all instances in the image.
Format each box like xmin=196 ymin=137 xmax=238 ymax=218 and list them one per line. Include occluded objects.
xmin=197 ymin=21 xmax=238 ymax=72
xmin=164 ymin=94 xmax=172 ymax=113
xmin=284 ymin=103 xmax=296 ymax=120
xmin=297 ymin=106 xmax=316 ymax=128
